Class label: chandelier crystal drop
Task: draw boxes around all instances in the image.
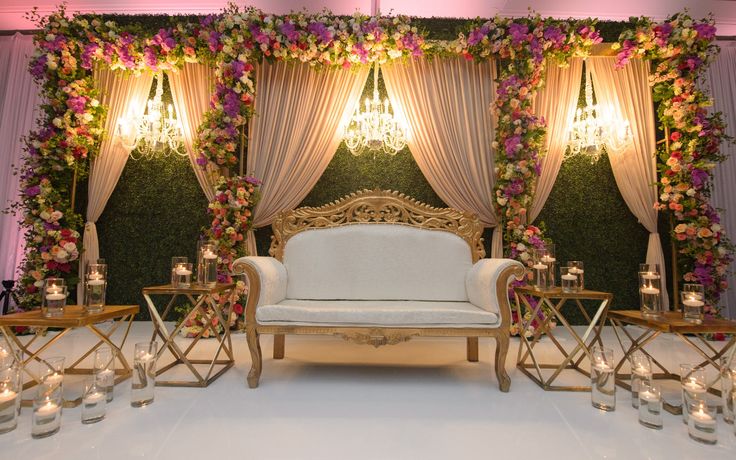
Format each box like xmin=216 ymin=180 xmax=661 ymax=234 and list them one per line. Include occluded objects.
xmin=344 ymin=63 xmax=407 ymax=156
xmin=566 ymin=68 xmax=632 ymax=163
xmin=117 ymin=72 xmax=186 ymax=160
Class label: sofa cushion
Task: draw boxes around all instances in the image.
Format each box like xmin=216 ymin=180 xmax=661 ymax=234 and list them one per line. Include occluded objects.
xmin=283 ymin=224 xmax=472 ymax=301
xmin=255 ymin=299 xmax=499 ymax=327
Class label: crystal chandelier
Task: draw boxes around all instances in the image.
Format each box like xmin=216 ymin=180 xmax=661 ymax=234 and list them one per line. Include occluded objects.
xmin=566 ymin=67 xmax=632 ymax=163
xmin=116 ymin=72 xmax=185 ymax=160
xmin=344 ymin=62 xmax=407 ymax=156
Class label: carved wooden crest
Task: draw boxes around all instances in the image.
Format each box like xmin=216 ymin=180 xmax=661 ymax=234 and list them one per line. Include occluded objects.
xmin=269 ymin=189 xmax=485 ymax=262
xmin=335 ymin=329 xmax=419 ymax=348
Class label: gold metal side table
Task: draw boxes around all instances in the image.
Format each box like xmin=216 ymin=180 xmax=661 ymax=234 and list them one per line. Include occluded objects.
xmin=142 ymin=283 xmax=236 ymax=387
xmin=514 ymin=286 xmax=613 ymax=391
xmin=0 ymin=305 xmax=138 ymax=407
xmin=608 ymin=310 xmax=736 ymax=414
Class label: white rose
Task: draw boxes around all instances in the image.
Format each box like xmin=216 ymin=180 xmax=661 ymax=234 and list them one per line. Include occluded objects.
xmin=90 ymin=99 xmax=99 ymax=107
xmin=660 ymin=193 xmax=669 ymax=201
xmin=712 ymin=223 xmax=721 ymax=233
xmin=520 ymin=252 xmax=530 ymax=262
xmin=52 ymin=117 xmax=63 ymax=128
xmin=497 ymin=196 xmax=508 ymax=206
xmin=40 ymin=211 xmax=51 ymax=221
xmin=516 ymin=243 xmax=527 ymax=252
xmin=34 ymin=280 xmax=44 ymax=288
xmin=55 ymin=249 xmax=68 ymax=261
xmin=686 ymin=188 xmax=695 ymax=197
xmin=387 ymin=49 xmax=402 ymax=59
xmin=63 ymin=242 xmax=76 ymax=252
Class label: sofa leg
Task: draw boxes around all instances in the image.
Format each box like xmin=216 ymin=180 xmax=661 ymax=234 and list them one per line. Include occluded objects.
xmin=466 ymin=337 xmax=478 ymax=362
xmin=273 ymin=334 xmax=285 ymax=359
xmin=246 ymin=326 xmax=262 ymax=388
xmin=494 ymin=335 xmax=511 ymax=392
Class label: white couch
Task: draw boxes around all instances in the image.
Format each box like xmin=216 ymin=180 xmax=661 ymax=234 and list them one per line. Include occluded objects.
xmin=233 ymin=190 xmax=524 ymax=391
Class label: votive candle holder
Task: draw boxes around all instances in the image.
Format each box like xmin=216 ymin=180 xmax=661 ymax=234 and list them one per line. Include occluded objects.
xmin=681 ymin=364 xmax=707 ymax=424
xmin=638 ymin=381 xmax=663 ymax=430
xmin=567 ymin=261 xmax=584 ymax=290
xmin=630 ymin=351 xmax=653 ymax=409
xmin=84 ymin=263 xmax=107 ymax=314
xmin=0 ymin=366 xmax=20 ymax=434
xmin=639 ymin=264 xmax=663 ymax=319
xmin=41 ymin=278 xmax=67 ymax=318
xmin=591 ymin=346 xmax=615 ymax=411
xmin=682 ymin=283 xmax=705 ymax=324
xmin=687 ymin=400 xmax=717 ymax=445
xmin=94 ymin=346 xmax=115 ymax=403
xmin=81 ymin=379 xmax=106 ymax=424
xmin=131 ymin=342 xmax=157 ymax=408
xmin=32 ymin=386 xmax=62 ymax=439
xmin=560 ymin=266 xmax=578 ymax=293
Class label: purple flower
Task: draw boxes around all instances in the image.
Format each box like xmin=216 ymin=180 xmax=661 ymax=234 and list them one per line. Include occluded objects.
xmin=694 ymin=23 xmax=717 ymax=40
xmin=208 ymin=31 xmax=222 ymax=52
xmin=653 ymin=23 xmax=673 ymax=39
xmin=244 ymin=176 xmax=262 ymax=185
xmin=231 ymin=60 xmax=245 ymax=79
xmin=30 ymin=55 xmax=47 ymax=79
xmin=81 ymin=43 xmax=98 ymax=70
xmin=684 ymin=55 xmax=703 ymax=71
xmin=152 ymin=29 xmax=176 ymax=52
xmin=280 ymin=22 xmax=300 ymax=42
xmin=308 ymin=22 xmax=333 ymax=44
xmin=66 ymin=95 xmax=86 ymax=114
xmin=201 ymin=15 xmax=216 ymax=28
xmin=468 ymin=26 xmax=490 ymax=46
xmin=691 ymin=168 xmax=709 ymax=188
xmin=353 ymin=42 xmax=368 ymax=63
xmin=196 ymin=155 xmax=208 ymax=167
xmin=250 ymin=25 xmax=269 ymax=45
xmin=506 ymin=178 xmax=524 ymax=196
xmin=143 ymin=47 xmax=158 ymax=69
xmin=223 ymin=90 xmax=240 ymax=118
xmin=505 ymin=135 xmax=521 ymax=157
xmin=25 ymin=185 xmax=41 ymax=197
xmin=543 ymin=26 xmax=565 ymax=45
xmin=508 ymin=23 xmax=529 ymax=46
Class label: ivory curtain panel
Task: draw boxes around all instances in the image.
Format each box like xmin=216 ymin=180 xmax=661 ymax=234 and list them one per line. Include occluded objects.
xmin=245 ymin=61 xmax=369 ymax=255
xmin=530 ymin=59 xmax=583 ymax=222
xmin=79 ymin=69 xmax=153 ymax=299
xmin=167 ymin=62 xmax=217 ymax=201
xmin=588 ymin=57 xmax=669 ymax=308
xmin=0 ymin=33 xmax=41 ymax=283
xmin=705 ymin=45 xmax=736 ymax=319
xmin=382 ymin=57 xmax=504 ymax=257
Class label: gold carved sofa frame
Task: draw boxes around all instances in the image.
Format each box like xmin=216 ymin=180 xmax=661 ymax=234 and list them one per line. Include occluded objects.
xmin=233 ymin=190 xmax=524 ymax=391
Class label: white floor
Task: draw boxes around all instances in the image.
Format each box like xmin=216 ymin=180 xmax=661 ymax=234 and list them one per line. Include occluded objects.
xmin=1 ymin=322 xmax=735 ymax=459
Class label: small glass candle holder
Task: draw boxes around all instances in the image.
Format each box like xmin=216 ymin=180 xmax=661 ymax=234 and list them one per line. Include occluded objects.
xmin=591 ymin=346 xmax=616 ymax=411
xmin=172 ymin=260 xmax=193 ymax=288
xmin=131 ymin=342 xmax=157 ymax=408
xmin=81 ymin=379 xmax=106 ymax=424
xmin=687 ymin=400 xmax=717 ymax=445
xmin=638 ymin=266 xmax=663 ymax=319
xmin=0 ymin=366 xmax=20 ymax=434
xmin=170 ymin=257 xmax=189 ymax=286
xmin=681 ymin=364 xmax=707 ymax=424
xmin=560 ymin=267 xmax=578 ymax=293
xmin=630 ymin=351 xmax=653 ymax=409
xmin=84 ymin=263 xmax=107 ymax=314
xmin=94 ymin=346 xmax=115 ymax=403
xmin=721 ymin=357 xmax=735 ymax=425
xmin=638 ymin=381 xmax=663 ymax=430
xmin=32 ymin=387 xmax=62 ymax=439
xmin=41 ymin=278 xmax=67 ymax=318
xmin=681 ymin=283 xmax=705 ymax=324
xmin=567 ymin=261 xmax=584 ymax=290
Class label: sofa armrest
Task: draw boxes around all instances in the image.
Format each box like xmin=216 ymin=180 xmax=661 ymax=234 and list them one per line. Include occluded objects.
xmin=232 ymin=256 xmax=288 ymax=311
xmin=466 ymin=258 xmax=525 ymax=322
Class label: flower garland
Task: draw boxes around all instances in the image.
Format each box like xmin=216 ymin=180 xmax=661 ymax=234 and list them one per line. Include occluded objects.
xmin=458 ymin=16 xmax=601 ymax=264
xmin=615 ymin=13 xmax=733 ymax=317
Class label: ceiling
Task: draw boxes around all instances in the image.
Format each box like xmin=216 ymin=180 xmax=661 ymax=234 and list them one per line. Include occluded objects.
xmin=3 ymin=0 xmax=736 ymax=35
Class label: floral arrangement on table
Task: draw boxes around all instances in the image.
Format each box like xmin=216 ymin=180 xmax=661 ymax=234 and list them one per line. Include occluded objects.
xmin=614 ymin=13 xmax=734 ymax=318
xmin=458 ymin=16 xmax=601 ymax=335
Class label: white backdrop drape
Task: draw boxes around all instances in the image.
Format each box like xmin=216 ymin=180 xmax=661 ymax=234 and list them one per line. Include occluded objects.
xmin=167 ymin=63 xmax=217 ymax=201
xmin=0 ymin=33 xmax=41 ymax=284
xmin=705 ymin=44 xmax=736 ymax=320
xmin=245 ymin=61 xmax=369 ymax=255
xmin=382 ymin=57 xmax=504 ymax=258
xmin=78 ymin=69 xmax=153 ymax=300
xmin=589 ymin=57 xmax=669 ymax=308
xmin=530 ymin=59 xmax=583 ymax=222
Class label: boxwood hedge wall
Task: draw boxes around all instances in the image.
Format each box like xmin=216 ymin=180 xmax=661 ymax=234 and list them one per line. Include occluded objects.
xmin=86 ymin=15 xmax=665 ymax=323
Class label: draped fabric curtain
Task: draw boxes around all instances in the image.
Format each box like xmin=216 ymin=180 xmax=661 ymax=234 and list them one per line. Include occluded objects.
xmin=382 ymin=57 xmax=503 ymax=257
xmin=530 ymin=59 xmax=583 ymax=222
xmin=0 ymin=33 xmax=41 ymax=283
xmin=78 ymin=69 xmax=153 ymax=299
xmin=705 ymin=45 xmax=736 ymax=319
xmin=167 ymin=62 xmax=217 ymax=201
xmin=245 ymin=61 xmax=369 ymax=255
xmin=588 ymin=57 xmax=669 ymax=308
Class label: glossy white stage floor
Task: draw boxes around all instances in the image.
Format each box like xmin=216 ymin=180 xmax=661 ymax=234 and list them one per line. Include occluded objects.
xmin=1 ymin=321 xmax=734 ymax=459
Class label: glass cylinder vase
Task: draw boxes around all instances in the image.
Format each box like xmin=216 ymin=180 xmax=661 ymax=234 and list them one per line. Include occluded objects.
xmin=681 ymin=364 xmax=707 ymax=424
xmin=639 ymin=264 xmax=663 ymax=319
xmin=199 ymin=243 xmax=218 ymax=288
xmin=560 ymin=266 xmax=579 ymax=293
xmin=42 ymin=278 xmax=67 ymax=318
xmin=687 ymin=400 xmax=717 ymax=445
xmin=32 ymin=384 xmax=62 ymax=439
xmin=721 ymin=357 xmax=735 ymax=425
xmin=84 ymin=263 xmax=107 ymax=314
xmin=630 ymin=351 xmax=652 ymax=409
xmin=196 ymin=240 xmax=217 ymax=286
xmin=131 ymin=342 xmax=157 ymax=408
xmin=94 ymin=346 xmax=115 ymax=403
xmin=591 ymin=346 xmax=615 ymax=411
xmin=638 ymin=381 xmax=663 ymax=430
xmin=81 ymin=379 xmax=106 ymax=424
xmin=0 ymin=366 xmax=20 ymax=434
xmin=171 ymin=257 xmax=191 ymax=288
xmin=567 ymin=260 xmax=584 ymax=290
xmin=681 ymin=283 xmax=705 ymax=324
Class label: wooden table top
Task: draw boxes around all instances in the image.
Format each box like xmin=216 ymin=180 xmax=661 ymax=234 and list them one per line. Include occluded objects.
xmin=0 ymin=305 xmax=139 ymax=328
xmin=608 ymin=310 xmax=736 ymax=334
xmin=142 ymin=283 xmax=236 ymax=296
xmin=514 ymin=286 xmax=613 ymax=301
